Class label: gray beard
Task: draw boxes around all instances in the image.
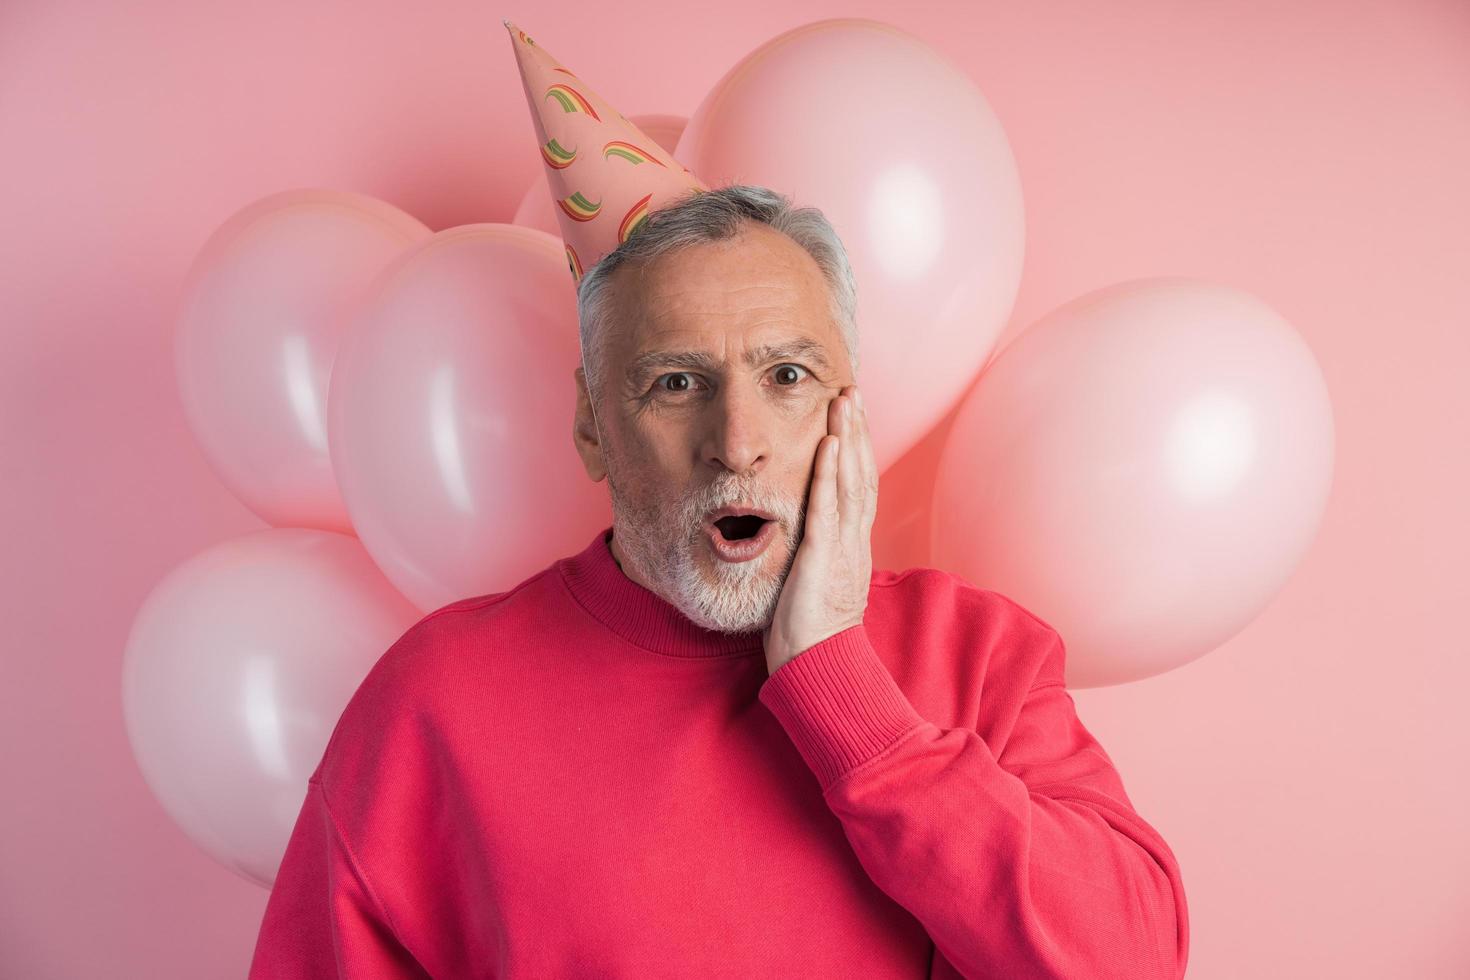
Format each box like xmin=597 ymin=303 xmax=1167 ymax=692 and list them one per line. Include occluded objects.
xmin=603 ymin=457 xmax=804 ymax=636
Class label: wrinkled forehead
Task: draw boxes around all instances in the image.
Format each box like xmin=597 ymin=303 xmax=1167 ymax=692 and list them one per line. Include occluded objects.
xmin=608 ymin=228 xmax=837 ymax=364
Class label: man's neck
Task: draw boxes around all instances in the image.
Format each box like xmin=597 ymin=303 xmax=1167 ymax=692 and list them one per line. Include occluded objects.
xmin=608 ymin=530 xmax=635 ymax=580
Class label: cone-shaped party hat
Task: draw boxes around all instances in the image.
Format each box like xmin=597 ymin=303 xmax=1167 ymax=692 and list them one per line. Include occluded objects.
xmin=503 ymin=20 xmax=708 ymax=284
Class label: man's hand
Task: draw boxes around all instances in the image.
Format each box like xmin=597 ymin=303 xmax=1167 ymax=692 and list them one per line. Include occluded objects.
xmin=763 ymin=384 xmax=879 ymax=676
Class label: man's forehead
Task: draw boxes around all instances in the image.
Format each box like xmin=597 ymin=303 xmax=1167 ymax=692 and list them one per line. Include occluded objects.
xmin=606 ymin=226 xmax=841 ymax=381
xmin=620 ymin=223 xmax=825 ymax=308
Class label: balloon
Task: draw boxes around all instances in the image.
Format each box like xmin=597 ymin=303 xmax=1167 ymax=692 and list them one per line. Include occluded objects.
xmin=675 ymin=19 xmax=1024 ymax=471
xmin=120 ymin=528 xmax=423 ymax=887
xmin=175 ymin=189 xmax=431 ymax=531
xmin=930 ymin=278 xmax=1335 ymax=688
xmin=327 ymin=223 xmax=612 ymax=611
xmin=513 ymin=113 xmax=688 ymax=237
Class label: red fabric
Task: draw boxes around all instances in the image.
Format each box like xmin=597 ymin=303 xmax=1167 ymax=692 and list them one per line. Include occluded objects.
xmin=250 ymin=525 xmax=1189 ymax=978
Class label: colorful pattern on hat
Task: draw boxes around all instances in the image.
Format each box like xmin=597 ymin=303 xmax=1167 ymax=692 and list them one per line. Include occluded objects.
xmin=504 ymin=20 xmax=708 ymax=284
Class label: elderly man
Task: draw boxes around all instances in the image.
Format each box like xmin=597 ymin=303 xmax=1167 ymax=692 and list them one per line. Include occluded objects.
xmin=569 ymin=184 xmax=872 ymax=668
xmin=250 ymin=186 xmax=1189 ymax=979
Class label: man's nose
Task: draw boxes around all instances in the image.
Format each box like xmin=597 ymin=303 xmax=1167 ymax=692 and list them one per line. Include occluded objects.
xmin=701 ymin=380 xmax=771 ymax=476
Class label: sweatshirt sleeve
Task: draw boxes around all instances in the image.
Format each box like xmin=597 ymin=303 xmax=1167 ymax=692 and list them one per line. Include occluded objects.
xmin=757 ymin=623 xmax=1189 ymax=980
xmin=248 ymin=777 xmax=432 ymax=979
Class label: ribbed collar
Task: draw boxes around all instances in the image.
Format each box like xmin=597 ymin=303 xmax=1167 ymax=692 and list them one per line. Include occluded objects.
xmin=557 ymin=525 xmax=767 ymax=659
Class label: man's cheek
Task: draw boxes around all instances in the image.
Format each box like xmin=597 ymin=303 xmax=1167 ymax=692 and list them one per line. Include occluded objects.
xmin=783 ymin=389 xmax=833 ymax=426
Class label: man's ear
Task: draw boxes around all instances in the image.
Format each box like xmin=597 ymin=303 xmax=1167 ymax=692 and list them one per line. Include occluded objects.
xmin=572 ymin=365 xmax=607 ymax=483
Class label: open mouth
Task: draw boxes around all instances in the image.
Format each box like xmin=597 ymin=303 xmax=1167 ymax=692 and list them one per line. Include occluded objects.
xmin=713 ymin=514 xmax=771 ymax=541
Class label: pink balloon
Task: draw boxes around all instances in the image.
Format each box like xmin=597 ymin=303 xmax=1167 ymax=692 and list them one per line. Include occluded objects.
xmin=675 ymin=19 xmax=1024 ymax=471
xmin=513 ymin=113 xmax=688 ymax=236
xmin=931 ymin=278 xmax=1335 ymax=688
xmin=175 ymin=189 xmax=431 ymax=531
xmin=327 ymin=223 xmax=612 ymax=611
xmin=120 ymin=528 xmax=423 ymax=887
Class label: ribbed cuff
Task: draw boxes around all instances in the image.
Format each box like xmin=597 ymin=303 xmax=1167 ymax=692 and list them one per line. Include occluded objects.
xmin=758 ymin=623 xmax=927 ymax=792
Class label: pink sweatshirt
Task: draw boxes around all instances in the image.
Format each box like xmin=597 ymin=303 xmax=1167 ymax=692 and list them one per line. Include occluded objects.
xmin=250 ymin=525 xmax=1188 ymax=978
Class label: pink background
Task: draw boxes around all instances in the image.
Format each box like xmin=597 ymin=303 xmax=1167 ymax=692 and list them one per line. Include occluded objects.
xmin=2 ymin=0 xmax=1466 ymax=976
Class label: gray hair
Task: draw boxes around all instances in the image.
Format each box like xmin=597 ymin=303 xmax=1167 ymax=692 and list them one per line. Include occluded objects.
xmin=575 ymin=184 xmax=858 ymax=412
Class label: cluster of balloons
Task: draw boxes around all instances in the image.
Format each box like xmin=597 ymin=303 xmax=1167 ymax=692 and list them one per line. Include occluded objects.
xmin=122 ymin=18 xmax=1333 ymax=888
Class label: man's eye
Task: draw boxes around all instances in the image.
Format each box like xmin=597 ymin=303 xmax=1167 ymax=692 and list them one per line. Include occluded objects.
xmin=772 ymin=363 xmax=810 ymax=386
xmin=653 ymin=364 xmax=810 ymax=395
xmin=655 ymin=372 xmax=704 ymax=393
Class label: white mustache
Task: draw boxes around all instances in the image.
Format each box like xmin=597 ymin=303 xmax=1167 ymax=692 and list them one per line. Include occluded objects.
xmin=683 ymin=493 xmax=798 ymax=531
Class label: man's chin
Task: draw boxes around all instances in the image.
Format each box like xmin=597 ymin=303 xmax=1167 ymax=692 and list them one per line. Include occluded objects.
xmin=668 ymin=534 xmax=788 ymax=635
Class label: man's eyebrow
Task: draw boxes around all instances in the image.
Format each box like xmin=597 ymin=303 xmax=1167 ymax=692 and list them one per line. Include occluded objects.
xmin=626 ymin=337 xmax=834 ymax=382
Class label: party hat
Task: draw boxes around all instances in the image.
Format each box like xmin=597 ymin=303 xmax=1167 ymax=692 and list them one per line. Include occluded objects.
xmin=503 ymin=19 xmax=708 ymax=283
